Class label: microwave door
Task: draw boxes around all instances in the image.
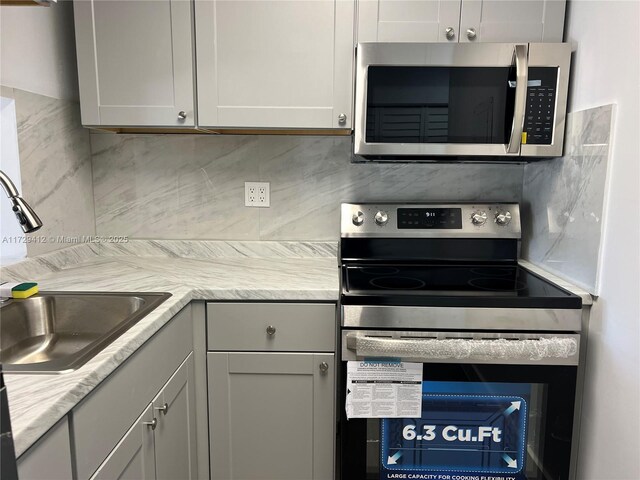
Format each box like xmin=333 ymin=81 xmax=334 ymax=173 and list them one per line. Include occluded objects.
xmin=354 ymin=43 xmax=529 ymax=159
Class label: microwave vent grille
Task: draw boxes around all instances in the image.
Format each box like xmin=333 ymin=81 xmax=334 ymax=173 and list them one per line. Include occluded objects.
xmin=366 ymin=106 xmax=449 ymax=143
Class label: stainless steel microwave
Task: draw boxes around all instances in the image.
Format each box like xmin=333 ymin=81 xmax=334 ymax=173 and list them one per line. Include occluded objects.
xmin=354 ymin=42 xmax=571 ymax=161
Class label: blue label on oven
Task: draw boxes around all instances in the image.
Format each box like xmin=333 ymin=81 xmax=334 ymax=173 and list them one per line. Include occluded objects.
xmin=380 ymin=382 xmax=530 ymax=480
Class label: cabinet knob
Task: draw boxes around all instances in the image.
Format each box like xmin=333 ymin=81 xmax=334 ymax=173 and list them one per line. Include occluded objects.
xmin=319 ymin=362 xmax=329 ymax=374
xmin=445 ymin=27 xmax=455 ymax=40
xmin=155 ymin=403 xmax=169 ymax=415
xmin=266 ymin=325 xmax=277 ymax=336
xmin=178 ymin=111 xmax=187 ymax=120
xmin=466 ymin=28 xmax=477 ymax=40
xmin=338 ymin=113 xmax=347 ymax=125
xmin=143 ymin=418 xmax=158 ymax=430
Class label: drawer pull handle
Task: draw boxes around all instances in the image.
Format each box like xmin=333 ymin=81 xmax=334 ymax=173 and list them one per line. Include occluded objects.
xmin=155 ymin=403 xmax=168 ymax=415
xmin=143 ymin=418 xmax=157 ymax=430
xmin=319 ymin=362 xmax=329 ymax=374
xmin=266 ymin=325 xmax=277 ymax=336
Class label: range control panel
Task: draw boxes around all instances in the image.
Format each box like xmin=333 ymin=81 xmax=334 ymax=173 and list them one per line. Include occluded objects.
xmin=523 ymin=67 xmax=559 ymax=145
xmin=341 ymin=203 xmax=521 ymax=239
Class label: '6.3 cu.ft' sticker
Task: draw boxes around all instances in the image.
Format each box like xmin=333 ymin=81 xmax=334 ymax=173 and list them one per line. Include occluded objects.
xmin=380 ymin=382 xmax=530 ymax=480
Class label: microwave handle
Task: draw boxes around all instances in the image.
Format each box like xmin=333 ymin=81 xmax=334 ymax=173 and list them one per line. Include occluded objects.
xmin=506 ymin=45 xmax=529 ymax=154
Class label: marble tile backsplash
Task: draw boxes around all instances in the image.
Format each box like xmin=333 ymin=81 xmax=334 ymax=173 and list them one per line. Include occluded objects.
xmin=521 ymin=104 xmax=614 ymax=294
xmin=0 ymin=87 xmax=96 ymax=256
xmin=91 ymin=133 xmax=524 ymax=241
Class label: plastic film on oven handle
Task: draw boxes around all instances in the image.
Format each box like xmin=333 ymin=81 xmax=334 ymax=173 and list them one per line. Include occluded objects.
xmin=506 ymin=44 xmax=529 ymax=154
xmin=350 ymin=336 xmax=578 ymax=362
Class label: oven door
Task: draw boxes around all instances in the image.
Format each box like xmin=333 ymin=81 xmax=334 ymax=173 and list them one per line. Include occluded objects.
xmin=354 ymin=42 xmax=529 ymax=160
xmin=338 ymin=330 xmax=581 ymax=480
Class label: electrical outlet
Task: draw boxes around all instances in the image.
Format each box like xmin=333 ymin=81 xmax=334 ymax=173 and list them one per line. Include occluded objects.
xmin=244 ymin=182 xmax=270 ymax=207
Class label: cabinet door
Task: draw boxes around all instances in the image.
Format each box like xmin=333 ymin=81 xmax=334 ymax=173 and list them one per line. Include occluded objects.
xmin=153 ymin=353 xmax=197 ymax=480
xmin=459 ymin=0 xmax=566 ymax=43
xmin=74 ymin=0 xmax=195 ymax=126
xmin=90 ymin=404 xmax=156 ymax=480
xmin=357 ymin=0 xmax=462 ymax=42
xmin=208 ymin=352 xmax=335 ymax=480
xmin=195 ymin=0 xmax=354 ymax=129
xmin=17 ymin=417 xmax=73 ymax=480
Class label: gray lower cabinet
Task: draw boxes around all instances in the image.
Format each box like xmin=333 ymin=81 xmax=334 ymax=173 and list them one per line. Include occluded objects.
xmin=207 ymin=302 xmax=337 ymax=480
xmin=15 ymin=304 xmax=201 ymax=480
xmin=208 ymin=352 xmax=335 ymax=480
xmin=17 ymin=416 xmax=73 ymax=480
xmin=90 ymin=353 xmax=197 ymax=480
xmin=72 ymin=304 xmax=197 ymax=479
xmin=153 ymin=353 xmax=198 ymax=480
xmin=90 ymin=403 xmax=157 ymax=480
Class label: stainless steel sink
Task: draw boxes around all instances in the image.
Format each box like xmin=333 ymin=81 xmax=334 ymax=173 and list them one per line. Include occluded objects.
xmin=0 ymin=292 xmax=171 ymax=374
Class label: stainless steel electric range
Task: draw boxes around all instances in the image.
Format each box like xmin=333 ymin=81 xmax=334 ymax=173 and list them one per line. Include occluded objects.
xmin=337 ymin=203 xmax=586 ymax=480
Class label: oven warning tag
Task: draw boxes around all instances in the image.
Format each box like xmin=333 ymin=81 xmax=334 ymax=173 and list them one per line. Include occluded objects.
xmin=345 ymin=360 xmax=423 ymax=419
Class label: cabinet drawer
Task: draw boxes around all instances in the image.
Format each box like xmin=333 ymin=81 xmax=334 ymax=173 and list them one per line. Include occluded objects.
xmin=207 ymin=303 xmax=336 ymax=352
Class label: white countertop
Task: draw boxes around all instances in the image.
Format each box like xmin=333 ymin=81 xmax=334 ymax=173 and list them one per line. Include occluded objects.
xmin=1 ymin=240 xmax=339 ymax=457
xmin=0 ymin=240 xmax=592 ymax=458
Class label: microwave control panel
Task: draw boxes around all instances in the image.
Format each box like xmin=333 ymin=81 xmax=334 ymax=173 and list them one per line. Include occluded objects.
xmin=523 ymin=67 xmax=559 ymax=145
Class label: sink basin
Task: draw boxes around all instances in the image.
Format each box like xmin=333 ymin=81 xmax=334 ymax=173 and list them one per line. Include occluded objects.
xmin=0 ymin=292 xmax=171 ymax=374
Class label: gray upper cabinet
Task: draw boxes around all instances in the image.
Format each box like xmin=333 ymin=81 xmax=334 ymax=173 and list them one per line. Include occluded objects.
xmin=358 ymin=0 xmax=462 ymax=42
xmin=458 ymin=0 xmax=566 ymax=43
xmin=357 ymin=0 xmax=565 ymax=43
xmin=195 ymin=0 xmax=355 ymax=129
xmin=73 ymin=0 xmax=195 ymax=127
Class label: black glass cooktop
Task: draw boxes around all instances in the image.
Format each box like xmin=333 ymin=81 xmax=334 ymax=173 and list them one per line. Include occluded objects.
xmin=341 ymin=264 xmax=582 ymax=309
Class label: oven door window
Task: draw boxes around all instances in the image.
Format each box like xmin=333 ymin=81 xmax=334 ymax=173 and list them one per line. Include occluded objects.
xmin=365 ymin=66 xmax=517 ymax=145
xmin=340 ymin=364 xmax=577 ymax=480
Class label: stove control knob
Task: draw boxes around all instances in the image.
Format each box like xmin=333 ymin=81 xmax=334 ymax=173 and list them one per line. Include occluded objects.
xmin=375 ymin=211 xmax=389 ymax=226
xmin=352 ymin=211 xmax=365 ymax=226
xmin=495 ymin=211 xmax=512 ymax=226
xmin=471 ymin=211 xmax=487 ymax=226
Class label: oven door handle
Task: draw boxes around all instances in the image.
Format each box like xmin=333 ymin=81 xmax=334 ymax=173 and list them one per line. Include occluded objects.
xmin=346 ymin=335 xmax=579 ymax=365
xmin=506 ymin=44 xmax=529 ymax=154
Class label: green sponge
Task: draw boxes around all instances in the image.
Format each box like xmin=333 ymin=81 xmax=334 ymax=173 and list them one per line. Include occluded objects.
xmin=0 ymin=282 xmax=39 ymax=299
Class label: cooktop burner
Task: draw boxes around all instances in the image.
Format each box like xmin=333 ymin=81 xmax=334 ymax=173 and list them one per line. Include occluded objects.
xmin=342 ymin=264 xmax=581 ymax=308
xmin=359 ymin=266 xmax=400 ymax=276
xmin=370 ymin=276 xmax=427 ymax=290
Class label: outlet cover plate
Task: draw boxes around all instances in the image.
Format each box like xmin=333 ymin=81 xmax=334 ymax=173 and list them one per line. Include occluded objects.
xmin=244 ymin=182 xmax=270 ymax=207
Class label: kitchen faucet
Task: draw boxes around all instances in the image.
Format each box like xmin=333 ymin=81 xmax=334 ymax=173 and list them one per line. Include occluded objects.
xmin=0 ymin=170 xmax=42 ymax=233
